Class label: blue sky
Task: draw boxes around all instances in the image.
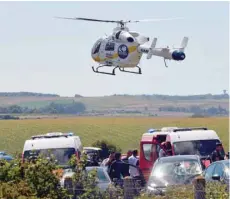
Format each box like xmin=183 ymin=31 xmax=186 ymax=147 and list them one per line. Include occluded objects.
xmin=0 ymin=1 xmax=228 ymax=97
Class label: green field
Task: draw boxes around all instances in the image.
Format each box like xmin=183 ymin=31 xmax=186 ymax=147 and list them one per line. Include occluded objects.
xmin=0 ymin=117 xmax=229 ymax=155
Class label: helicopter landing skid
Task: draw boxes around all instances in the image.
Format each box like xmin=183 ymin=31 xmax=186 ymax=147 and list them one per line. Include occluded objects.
xmin=119 ymin=66 xmax=142 ymax=74
xmin=92 ymin=65 xmax=119 ymax=75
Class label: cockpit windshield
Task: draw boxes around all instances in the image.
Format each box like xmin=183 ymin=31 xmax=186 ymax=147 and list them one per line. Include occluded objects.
xmin=92 ymin=39 xmax=102 ymax=54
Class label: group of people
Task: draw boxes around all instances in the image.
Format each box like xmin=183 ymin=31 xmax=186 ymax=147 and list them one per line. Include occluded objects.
xmin=101 ymin=149 xmax=141 ymax=182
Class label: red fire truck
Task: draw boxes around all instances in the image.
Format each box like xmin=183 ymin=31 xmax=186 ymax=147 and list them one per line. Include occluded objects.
xmin=139 ymin=127 xmax=225 ymax=181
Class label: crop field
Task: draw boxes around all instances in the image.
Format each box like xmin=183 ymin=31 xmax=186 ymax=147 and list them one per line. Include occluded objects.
xmin=0 ymin=117 xmax=229 ymax=155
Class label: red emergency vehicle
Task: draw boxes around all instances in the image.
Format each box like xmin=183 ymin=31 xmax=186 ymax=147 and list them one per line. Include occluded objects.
xmin=139 ymin=127 xmax=225 ymax=181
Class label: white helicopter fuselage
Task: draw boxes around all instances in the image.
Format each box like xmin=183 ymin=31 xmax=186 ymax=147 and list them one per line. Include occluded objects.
xmin=91 ymin=29 xmax=146 ymax=68
xmin=91 ymin=28 xmax=188 ymax=70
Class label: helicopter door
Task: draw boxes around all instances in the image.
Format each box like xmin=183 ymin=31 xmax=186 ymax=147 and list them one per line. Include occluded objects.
xmin=104 ymin=42 xmax=115 ymax=65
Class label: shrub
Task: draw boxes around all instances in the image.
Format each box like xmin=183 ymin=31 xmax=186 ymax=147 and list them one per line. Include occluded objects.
xmin=0 ymin=154 xmax=69 ymax=199
xmin=136 ymin=182 xmax=229 ymax=199
xmin=0 ymin=152 xmax=124 ymax=199
xmin=92 ymin=139 xmax=122 ymax=159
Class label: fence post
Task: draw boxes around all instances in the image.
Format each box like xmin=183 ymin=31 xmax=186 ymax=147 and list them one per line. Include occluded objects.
xmin=124 ymin=177 xmax=135 ymax=199
xmin=193 ymin=176 xmax=206 ymax=199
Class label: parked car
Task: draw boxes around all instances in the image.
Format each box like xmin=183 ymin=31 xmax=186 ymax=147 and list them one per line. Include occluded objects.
xmin=86 ymin=166 xmax=112 ymax=191
xmin=203 ymin=159 xmax=230 ymax=189
xmin=83 ymin=147 xmax=103 ymax=164
xmin=60 ymin=166 xmax=112 ymax=193
xmin=146 ymin=155 xmax=203 ymax=196
xmin=0 ymin=151 xmax=13 ymax=161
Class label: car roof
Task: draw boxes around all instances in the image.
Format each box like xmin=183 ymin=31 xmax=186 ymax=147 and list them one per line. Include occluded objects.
xmin=167 ymin=130 xmax=219 ymax=143
xmin=86 ymin=166 xmax=104 ymax=170
xmin=158 ymin=155 xmax=200 ymax=163
xmin=0 ymin=155 xmax=13 ymax=160
xmin=83 ymin=147 xmax=102 ymax=150
xmin=208 ymin=159 xmax=230 ymax=167
xmin=23 ymin=136 xmax=81 ymax=151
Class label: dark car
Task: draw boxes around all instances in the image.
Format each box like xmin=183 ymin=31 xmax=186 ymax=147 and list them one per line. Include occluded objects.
xmin=203 ymin=159 xmax=229 ymax=189
xmin=0 ymin=151 xmax=13 ymax=162
xmin=146 ymin=155 xmax=203 ymax=196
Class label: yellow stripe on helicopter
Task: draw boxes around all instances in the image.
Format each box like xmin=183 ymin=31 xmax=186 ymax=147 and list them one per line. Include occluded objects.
xmin=93 ymin=46 xmax=137 ymax=62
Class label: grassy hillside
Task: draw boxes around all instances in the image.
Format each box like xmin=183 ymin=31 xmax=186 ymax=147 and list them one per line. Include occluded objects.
xmin=0 ymin=95 xmax=228 ymax=111
xmin=0 ymin=117 xmax=228 ymax=155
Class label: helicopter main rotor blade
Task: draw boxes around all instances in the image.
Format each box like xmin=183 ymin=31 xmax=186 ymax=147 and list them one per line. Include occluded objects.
xmin=125 ymin=17 xmax=184 ymax=23
xmin=54 ymin=16 xmax=120 ymax=24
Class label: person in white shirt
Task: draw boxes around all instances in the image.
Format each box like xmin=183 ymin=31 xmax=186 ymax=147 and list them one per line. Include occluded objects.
xmin=158 ymin=142 xmax=167 ymax=158
xmin=128 ymin=150 xmax=140 ymax=178
xmin=159 ymin=148 xmax=166 ymax=158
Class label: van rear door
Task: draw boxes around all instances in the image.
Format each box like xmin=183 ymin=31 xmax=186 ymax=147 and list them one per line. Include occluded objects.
xmin=140 ymin=141 xmax=158 ymax=181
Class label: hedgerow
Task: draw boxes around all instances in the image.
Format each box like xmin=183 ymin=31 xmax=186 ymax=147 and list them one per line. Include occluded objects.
xmin=0 ymin=153 xmax=123 ymax=199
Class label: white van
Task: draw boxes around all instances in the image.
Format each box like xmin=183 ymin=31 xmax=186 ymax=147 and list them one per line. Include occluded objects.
xmin=22 ymin=132 xmax=83 ymax=167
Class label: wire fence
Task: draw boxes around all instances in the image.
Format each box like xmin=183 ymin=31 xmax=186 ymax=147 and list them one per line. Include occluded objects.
xmin=63 ymin=177 xmax=229 ymax=199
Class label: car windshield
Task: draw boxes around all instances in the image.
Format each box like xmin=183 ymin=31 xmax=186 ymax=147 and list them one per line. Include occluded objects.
xmin=149 ymin=159 xmax=202 ymax=184
xmin=173 ymin=139 xmax=224 ymax=156
xmin=24 ymin=148 xmax=75 ymax=166
xmin=86 ymin=168 xmax=110 ymax=183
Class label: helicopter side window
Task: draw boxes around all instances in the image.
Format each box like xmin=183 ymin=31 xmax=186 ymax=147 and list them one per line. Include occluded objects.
xmin=105 ymin=42 xmax=115 ymax=51
xmin=93 ymin=42 xmax=101 ymax=54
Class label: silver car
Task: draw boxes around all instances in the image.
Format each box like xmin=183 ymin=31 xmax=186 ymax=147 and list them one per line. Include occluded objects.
xmin=146 ymin=155 xmax=203 ymax=195
xmin=60 ymin=166 xmax=111 ymax=192
xmin=85 ymin=166 xmax=112 ymax=191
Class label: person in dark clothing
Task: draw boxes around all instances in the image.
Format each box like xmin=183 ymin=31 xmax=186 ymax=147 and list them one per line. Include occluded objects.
xmin=211 ymin=142 xmax=225 ymax=162
xmin=121 ymin=150 xmax=132 ymax=177
xmin=225 ymin=152 xmax=229 ymax=160
xmin=100 ymin=143 xmax=109 ymax=160
xmin=108 ymin=152 xmax=126 ymax=181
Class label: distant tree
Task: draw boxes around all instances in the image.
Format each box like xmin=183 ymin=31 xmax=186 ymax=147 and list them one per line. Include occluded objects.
xmin=0 ymin=92 xmax=59 ymax=97
xmin=74 ymin=94 xmax=83 ymax=97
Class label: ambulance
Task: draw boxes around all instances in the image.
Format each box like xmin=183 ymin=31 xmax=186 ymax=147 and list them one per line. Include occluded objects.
xmin=139 ymin=127 xmax=225 ymax=181
xmin=22 ymin=132 xmax=83 ymax=167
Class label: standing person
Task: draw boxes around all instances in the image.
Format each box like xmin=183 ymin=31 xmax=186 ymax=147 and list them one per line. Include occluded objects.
xmin=101 ymin=151 xmax=115 ymax=172
xmin=108 ymin=152 xmax=125 ymax=182
xmin=128 ymin=150 xmax=140 ymax=178
xmin=100 ymin=143 xmax=109 ymax=160
xmin=158 ymin=142 xmax=167 ymax=158
xmin=211 ymin=142 xmax=225 ymax=162
xmin=121 ymin=150 xmax=132 ymax=177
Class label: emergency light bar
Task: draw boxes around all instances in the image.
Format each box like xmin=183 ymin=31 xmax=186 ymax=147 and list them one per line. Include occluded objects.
xmin=31 ymin=132 xmax=75 ymax=140
xmin=147 ymin=129 xmax=161 ymax=133
xmin=173 ymin=127 xmax=208 ymax=132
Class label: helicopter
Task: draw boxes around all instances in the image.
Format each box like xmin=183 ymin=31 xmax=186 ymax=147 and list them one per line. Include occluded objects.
xmin=56 ymin=17 xmax=189 ymax=76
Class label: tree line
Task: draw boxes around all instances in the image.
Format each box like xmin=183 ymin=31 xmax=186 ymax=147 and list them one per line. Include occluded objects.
xmin=113 ymin=93 xmax=229 ymax=100
xmin=159 ymin=105 xmax=229 ymax=116
xmin=0 ymin=101 xmax=86 ymax=115
xmin=0 ymin=92 xmax=59 ymax=97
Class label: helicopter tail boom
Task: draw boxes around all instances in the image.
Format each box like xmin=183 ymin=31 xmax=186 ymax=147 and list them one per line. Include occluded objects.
xmin=138 ymin=36 xmax=189 ymax=61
